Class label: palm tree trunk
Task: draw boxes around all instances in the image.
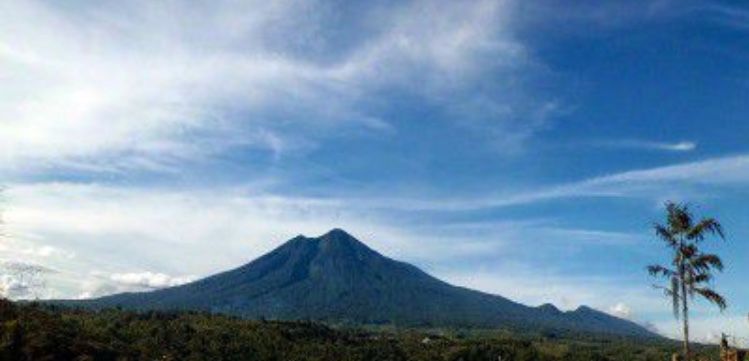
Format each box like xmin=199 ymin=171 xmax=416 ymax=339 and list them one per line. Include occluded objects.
xmin=681 ymin=278 xmax=690 ymax=361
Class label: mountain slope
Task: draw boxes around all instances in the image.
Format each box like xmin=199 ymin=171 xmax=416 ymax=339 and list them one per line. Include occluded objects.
xmin=67 ymin=229 xmax=657 ymax=338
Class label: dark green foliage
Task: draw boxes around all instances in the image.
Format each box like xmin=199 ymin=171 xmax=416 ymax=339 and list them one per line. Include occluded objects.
xmin=0 ymin=300 xmax=718 ymax=361
xmin=60 ymin=229 xmax=656 ymax=338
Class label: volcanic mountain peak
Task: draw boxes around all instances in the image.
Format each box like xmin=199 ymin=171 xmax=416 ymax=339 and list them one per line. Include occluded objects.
xmin=65 ymin=229 xmax=659 ymax=339
xmin=321 ymin=227 xmax=355 ymax=240
xmin=281 ymin=229 xmax=369 ymax=252
xmin=318 ymin=228 xmax=371 ymax=250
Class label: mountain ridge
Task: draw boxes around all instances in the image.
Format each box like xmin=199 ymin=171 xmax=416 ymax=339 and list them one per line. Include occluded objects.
xmin=61 ymin=228 xmax=658 ymax=338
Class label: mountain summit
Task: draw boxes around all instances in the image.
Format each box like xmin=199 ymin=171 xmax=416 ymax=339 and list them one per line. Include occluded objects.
xmin=70 ymin=229 xmax=657 ymax=337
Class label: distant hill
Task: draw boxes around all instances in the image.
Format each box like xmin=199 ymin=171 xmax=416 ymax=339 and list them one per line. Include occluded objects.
xmin=63 ymin=229 xmax=658 ymax=338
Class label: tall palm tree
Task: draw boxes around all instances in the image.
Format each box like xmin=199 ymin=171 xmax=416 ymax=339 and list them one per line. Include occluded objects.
xmin=648 ymin=202 xmax=727 ymax=361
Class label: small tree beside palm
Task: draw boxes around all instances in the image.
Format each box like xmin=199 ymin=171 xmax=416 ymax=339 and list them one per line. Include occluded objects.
xmin=648 ymin=202 xmax=727 ymax=361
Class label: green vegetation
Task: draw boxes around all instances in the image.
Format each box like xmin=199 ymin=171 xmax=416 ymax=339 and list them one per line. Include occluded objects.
xmin=0 ymin=300 xmax=717 ymax=361
xmin=648 ymin=202 xmax=728 ymax=361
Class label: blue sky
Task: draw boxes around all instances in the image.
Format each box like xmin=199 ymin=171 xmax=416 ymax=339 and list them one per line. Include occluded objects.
xmin=2 ymin=0 xmax=749 ymax=343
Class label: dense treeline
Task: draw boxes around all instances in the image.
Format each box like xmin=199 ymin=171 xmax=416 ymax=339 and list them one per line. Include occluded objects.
xmin=0 ymin=300 xmax=717 ymax=361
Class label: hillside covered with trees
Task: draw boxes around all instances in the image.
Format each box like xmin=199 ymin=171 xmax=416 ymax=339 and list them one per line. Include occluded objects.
xmin=0 ymin=300 xmax=718 ymax=361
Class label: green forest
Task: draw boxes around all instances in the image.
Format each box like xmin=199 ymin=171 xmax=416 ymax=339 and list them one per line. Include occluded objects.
xmin=0 ymin=299 xmax=717 ymax=361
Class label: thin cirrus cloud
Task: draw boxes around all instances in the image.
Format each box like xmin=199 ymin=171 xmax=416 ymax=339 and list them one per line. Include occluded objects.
xmin=0 ymin=0 xmax=551 ymax=175
xmin=592 ymin=139 xmax=697 ymax=152
xmin=701 ymin=2 xmax=749 ymax=30
xmin=369 ymin=152 xmax=749 ymax=211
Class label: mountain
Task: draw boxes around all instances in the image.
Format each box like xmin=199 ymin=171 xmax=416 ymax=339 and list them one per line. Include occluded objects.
xmin=65 ymin=229 xmax=657 ymax=338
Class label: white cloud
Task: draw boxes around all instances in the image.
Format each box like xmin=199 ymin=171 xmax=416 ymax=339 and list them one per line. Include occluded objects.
xmin=0 ymin=261 xmax=53 ymax=299
xmin=666 ymin=141 xmax=698 ymax=151
xmin=584 ymin=154 xmax=749 ymax=185
xmin=0 ymin=0 xmax=544 ymax=174
xmin=608 ymin=302 xmax=633 ymax=319
xmin=110 ymin=272 xmax=194 ymax=289
xmin=371 ymin=153 xmax=749 ymax=211
xmin=535 ymin=153 xmax=749 ymax=203
xmin=594 ymin=139 xmax=697 ymax=152
xmin=69 ymin=270 xmax=194 ymax=299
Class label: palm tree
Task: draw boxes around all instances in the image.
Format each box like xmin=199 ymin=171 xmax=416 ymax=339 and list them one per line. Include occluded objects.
xmin=648 ymin=202 xmax=727 ymax=361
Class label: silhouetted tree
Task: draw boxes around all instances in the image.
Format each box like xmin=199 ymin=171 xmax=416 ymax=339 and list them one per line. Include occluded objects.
xmin=648 ymin=202 xmax=727 ymax=361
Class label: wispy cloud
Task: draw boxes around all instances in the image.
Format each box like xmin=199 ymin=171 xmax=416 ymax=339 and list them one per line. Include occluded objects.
xmin=700 ymin=2 xmax=749 ymax=30
xmin=592 ymin=139 xmax=697 ymax=152
xmin=0 ymin=0 xmax=551 ymax=175
xmin=368 ymin=153 xmax=749 ymax=211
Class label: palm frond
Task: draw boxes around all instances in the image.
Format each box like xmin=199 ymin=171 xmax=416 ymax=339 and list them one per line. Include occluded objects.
xmin=692 ymin=273 xmax=712 ymax=284
xmin=687 ymin=218 xmax=725 ymax=242
xmin=666 ymin=202 xmax=692 ymax=234
xmin=681 ymin=243 xmax=698 ymax=259
xmin=654 ymin=223 xmax=678 ymax=248
xmin=693 ymin=287 xmax=727 ymax=310
xmin=653 ymin=284 xmax=675 ymax=295
xmin=692 ymin=253 xmax=724 ymax=273
xmin=647 ymin=264 xmax=675 ymax=278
